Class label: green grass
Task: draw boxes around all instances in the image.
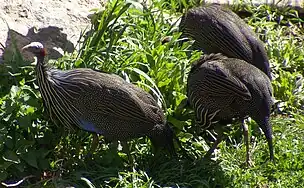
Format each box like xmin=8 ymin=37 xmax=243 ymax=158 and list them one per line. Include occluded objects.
xmin=0 ymin=0 xmax=304 ymax=187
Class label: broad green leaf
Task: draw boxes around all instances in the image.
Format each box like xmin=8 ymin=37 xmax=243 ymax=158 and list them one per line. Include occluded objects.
xmin=36 ymin=148 xmax=52 ymax=158
xmin=17 ymin=116 xmax=31 ymax=129
xmin=16 ymin=139 xmax=35 ymax=154
xmin=14 ymin=163 xmax=25 ymax=172
xmin=4 ymin=136 xmax=14 ymax=149
xmin=75 ymin=59 xmax=83 ymax=67
xmin=179 ymin=132 xmax=193 ymax=143
xmin=158 ymin=79 xmax=171 ymax=88
xmin=21 ymin=151 xmax=38 ymax=168
xmin=0 ymin=161 xmax=14 ymax=170
xmin=38 ymin=158 xmax=50 ymax=170
xmin=168 ymin=116 xmax=187 ymax=130
xmin=26 ymin=106 xmax=35 ymax=114
xmin=10 ymin=85 xmax=19 ymax=98
xmin=3 ymin=150 xmax=20 ymax=164
xmin=26 ymin=97 xmax=40 ymax=108
xmin=192 ymin=142 xmax=208 ymax=151
xmin=19 ymin=78 xmax=25 ymax=86
xmin=0 ymin=171 xmax=8 ymax=181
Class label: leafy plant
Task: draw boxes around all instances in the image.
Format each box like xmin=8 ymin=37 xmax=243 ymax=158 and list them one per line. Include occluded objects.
xmin=0 ymin=0 xmax=303 ymax=187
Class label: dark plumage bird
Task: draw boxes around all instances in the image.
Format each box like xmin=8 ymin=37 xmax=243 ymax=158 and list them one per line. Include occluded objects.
xmin=22 ymin=42 xmax=176 ymax=158
xmin=187 ymin=53 xmax=274 ymax=165
xmin=179 ymin=4 xmax=272 ymax=80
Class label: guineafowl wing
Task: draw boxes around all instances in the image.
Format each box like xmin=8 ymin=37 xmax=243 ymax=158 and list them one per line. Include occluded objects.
xmin=127 ymin=83 xmax=165 ymax=121
xmin=204 ymin=15 xmax=251 ymax=61
xmin=188 ymin=60 xmax=252 ymax=126
xmin=127 ymin=84 xmax=162 ymax=108
xmin=51 ymin=68 xmax=163 ymax=129
xmin=180 ymin=6 xmax=253 ymax=63
xmin=69 ymin=69 xmax=165 ymax=125
xmin=94 ymin=85 xmax=164 ymax=125
xmin=199 ymin=62 xmax=252 ymax=100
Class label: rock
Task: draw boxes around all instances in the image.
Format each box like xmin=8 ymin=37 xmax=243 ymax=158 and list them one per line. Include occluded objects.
xmin=0 ymin=0 xmax=104 ymax=62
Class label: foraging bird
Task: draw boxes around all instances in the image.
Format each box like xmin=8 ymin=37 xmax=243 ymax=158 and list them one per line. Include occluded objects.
xmin=22 ymin=42 xmax=176 ymax=158
xmin=187 ymin=53 xmax=274 ymax=165
xmin=179 ymin=4 xmax=272 ymax=80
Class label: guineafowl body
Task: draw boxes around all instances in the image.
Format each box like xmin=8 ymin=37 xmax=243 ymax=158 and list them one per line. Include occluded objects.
xmin=179 ymin=4 xmax=271 ymax=80
xmin=22 ymin=42 xmax=175 ymax=155
xmin=187 ymin=53 xmax=274 ymax=163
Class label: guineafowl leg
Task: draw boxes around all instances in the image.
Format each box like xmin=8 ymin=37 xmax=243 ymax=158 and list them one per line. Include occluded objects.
xmin=242 ymin=119 xmax=253 ymax=166
xmin=121 ymin=141 xmax=134 ymax=167
xmin=204 ymin=131 xmax=224 ymax=159
xmin=90 ymin=133 xmax=99 ymax=154
xmin=85 ymin=133 xmax=99 ymax=160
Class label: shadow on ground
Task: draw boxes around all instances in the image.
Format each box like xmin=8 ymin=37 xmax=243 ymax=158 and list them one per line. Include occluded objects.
xmin=50 ymin=138 xmax=231 ymax=188
xmin=145 ymin=155 xmax=229 ymax=187
xmin=0 ymin=26 xmax=74 ymax=63
xmin=0 ymin=25 xmax=75 ymax=95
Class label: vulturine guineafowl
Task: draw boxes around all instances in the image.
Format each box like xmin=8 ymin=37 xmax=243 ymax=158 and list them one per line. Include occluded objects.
xmin=187 ymin=53 xmax=274 ymax=165
xmin=179 ymin=4 xmax=272 ymax=80
xmin=22 ymin=42 xmax=176 ymax=161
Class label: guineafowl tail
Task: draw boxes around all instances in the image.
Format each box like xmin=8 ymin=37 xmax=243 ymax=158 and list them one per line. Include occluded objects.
xmin=258 ymin=116 xmax=274 ymax=161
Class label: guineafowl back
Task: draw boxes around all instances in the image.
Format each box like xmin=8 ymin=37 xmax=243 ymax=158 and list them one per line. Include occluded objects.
xmin=180 ymin=4 xmax=271 ymax=79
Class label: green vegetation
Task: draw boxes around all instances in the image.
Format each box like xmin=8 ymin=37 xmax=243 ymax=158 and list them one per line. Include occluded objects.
xmin=1 ymin=0 xmax=303 ymax=187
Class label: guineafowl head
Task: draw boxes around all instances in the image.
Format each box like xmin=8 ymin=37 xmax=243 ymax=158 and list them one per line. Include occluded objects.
xmin=150 ymin=123 xmax=176 ymax=157
xmin=22 ymin=42 xmax=46 ymax=61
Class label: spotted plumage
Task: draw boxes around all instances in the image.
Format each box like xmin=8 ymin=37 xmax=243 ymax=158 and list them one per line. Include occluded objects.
xmin=22 ymin=42 xmax=175 ymax=155
xmin=179 ymin=4 xmax=271 ymax=80
xmin=187 ymin=53 xmax=274 ymax=163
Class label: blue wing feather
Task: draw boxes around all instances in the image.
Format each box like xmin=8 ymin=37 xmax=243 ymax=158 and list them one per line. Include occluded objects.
xmin=79 ymin=119 xmax=102 ymax=134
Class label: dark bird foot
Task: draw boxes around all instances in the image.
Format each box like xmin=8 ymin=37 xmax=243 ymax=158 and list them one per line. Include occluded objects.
xmin=203 ymin=131 xmax=225 ymax=161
